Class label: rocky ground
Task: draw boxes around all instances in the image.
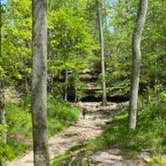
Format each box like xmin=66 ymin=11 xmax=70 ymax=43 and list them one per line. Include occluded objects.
xmin=62 ymin=148 xmax=150 ymax=166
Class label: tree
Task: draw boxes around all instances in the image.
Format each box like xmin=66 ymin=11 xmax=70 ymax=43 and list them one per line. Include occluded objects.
xmin=96 ymin=0 xmax=107 ymax=105
xmin=0 ymin=0 xmax=7 ymax=146
xmin=0 ymin=3 xmax=7 ymax=166
xmin=129 ymin=0 xmax=148 ymax=129
xmin=0 ymin=80 xmax=7 ymax=166
xmin=1 ymin=0 xmax=32 ymax=92
xmin=0 ymin=80 xmax=6 ymax=144
xmin=48 ymin=4 xmax=96 ymax=100
xmin=32 ymin=0 xmax=49 ymax=165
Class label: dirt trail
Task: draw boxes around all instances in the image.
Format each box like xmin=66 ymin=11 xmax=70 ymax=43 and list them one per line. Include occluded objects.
xmin=7 ymin=102 xmax=127 ymax=166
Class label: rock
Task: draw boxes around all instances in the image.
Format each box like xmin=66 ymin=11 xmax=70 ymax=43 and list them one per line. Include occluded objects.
xmin=90 ymin=151 xmax=123 ymax=164
xmin=139 ymin=152 xmax=151 ymax=163
xmin=107 ymin=149 xmax=122 ymax=155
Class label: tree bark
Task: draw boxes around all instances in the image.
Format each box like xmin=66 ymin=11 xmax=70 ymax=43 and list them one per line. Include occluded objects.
xmin=64 ymin=68 xmax=68 ymax=102
xmin=0 ymin=82 xmax=7 ymax=166
xmin=96 ymin=0 xmax=107 ymax=105
xmin=0 ymin=80 xmax=7 ymax=144
xmin=32 ymin=0 xmax=49 ymax=165
xmin=154 ymin=54 xmax=159 ymax=106
xmin=0 ymin=2 xmax=1 ymax=58
xmin=0 ymin=2 xmax=7 ymax=145
xmin=129 ymin=0 xmax=148 ymax=129
xmin=75 ymin=86 xmax=78 ymax=102
xmin=74 ymin=76 xmax=78 ymax=103
xmin=0 ymin=4 xmax=7 ymax=166
xmin=74 ymin=72 xmax=79 ymax=102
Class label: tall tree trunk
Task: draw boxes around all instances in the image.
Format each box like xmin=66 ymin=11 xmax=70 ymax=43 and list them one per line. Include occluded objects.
xmin=74 ymin=76 xmax=78 ymax=103
xmin=129 ymin=0 xmax=148 ymax=129
xmin=0 ymin=82 xmax=7 ymax=166
xmin=75 ymin=86 xmax=78 ymax=102
xmin=0 ymin=81 xmax=7 ymax=144
xmin=154 ymin=53 xmax=159 ymax=106
xmin=0 ymin=4 xmax=7 ymax=166
xmin=103 ymin=0 xmax=107 ymax=29
xmin=64 ymin=68 xmax=68 ymax=102
xmin=74 ymin=72 xmax=79 ymax=103
xmin=32 ymin=0 xmax=49 ymax=165
xmin=0 ymin=2 xmax=1 ymax=58
xmin=96 ymin=0 xmax=107 ymax=105
xmin=0 ymin=2 xmax=7 ymax=145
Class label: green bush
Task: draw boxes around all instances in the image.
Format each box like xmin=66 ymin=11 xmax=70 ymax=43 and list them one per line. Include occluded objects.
xmin=89 ymin=92 xmax=166 ymax=154
xmin=47 ymin=95 xmax=79 ymax=136
xmin=6 ymin=101 xmax=32 ymax=138
xmin=7 ymin=139 xmax=30 ymax=159
xmin=0 ymin=125 xmax=14 ymax=161
xmin=150 ymin=155 xmax=166 ymax=166
xmin=5 ymin=94 xmax=80 ymax=158
xmin=47 ymin=95 xmax=79 ymax=122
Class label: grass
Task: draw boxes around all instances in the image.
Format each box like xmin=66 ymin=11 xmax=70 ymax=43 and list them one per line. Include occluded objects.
xmin=50 ymin=153 xmax=71 ymax=166
xmin=5 ymin=89 xmax=166 ymax=164
xmin=50 ymin=144 xmax=88 ymax=166
xmin=5 ymin=94 xmax=80 ymax=159
xmin=7 ymin=140 xmax=30 ymax=158
xmin=150 ymin=155 xmax=166 ymax=166
xmin=50 ymin=93 xmax=166 ymax=165
xmin=47 ymin=95 xmax=79 ymax=137
xmin=89 ymin=101 xmax=166 ymax=154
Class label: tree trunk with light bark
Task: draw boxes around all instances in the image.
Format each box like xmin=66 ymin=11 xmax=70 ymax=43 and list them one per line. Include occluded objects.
xmin=129 ymin=0 xmax=148 ymax=129
xmin=64 ymin=68 xmax=68 ymax=102
xmin=32 ymin=0 xmax=49 ymax=165
xmin=96 ymin=0 xmax=107 ymax=105
xmin=0 ymin=81 xmax=7 ymax=144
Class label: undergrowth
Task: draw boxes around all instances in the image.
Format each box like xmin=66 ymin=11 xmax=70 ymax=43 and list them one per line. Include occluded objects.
xmin=5 ymin=94 xmax=79 ymax=159
xmin=50 ymin=144 xmax=88 ymax=166
xmin=51 ymin=90 xmax=166 ymax=165
xmin=90 ymin=96 xmax=166 ymax=154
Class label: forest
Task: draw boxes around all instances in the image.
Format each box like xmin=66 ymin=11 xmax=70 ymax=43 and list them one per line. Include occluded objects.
xmin=0 ymin=0 xmax=166 ymax=166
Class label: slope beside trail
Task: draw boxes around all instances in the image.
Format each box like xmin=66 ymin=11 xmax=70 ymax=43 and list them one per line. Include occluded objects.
xmin=7 ymin=102 xmax=128 ymax=166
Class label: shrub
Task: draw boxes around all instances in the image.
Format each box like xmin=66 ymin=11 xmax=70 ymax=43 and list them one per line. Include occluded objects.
xmin=5 ymin=94 xmax=80 ymax=158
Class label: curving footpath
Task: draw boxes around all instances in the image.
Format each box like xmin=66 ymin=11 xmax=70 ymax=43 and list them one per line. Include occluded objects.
xmin=7 ymin=102 xmax=127 ymax=166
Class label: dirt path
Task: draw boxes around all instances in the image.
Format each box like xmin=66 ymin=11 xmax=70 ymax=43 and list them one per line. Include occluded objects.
xmin=7 ymin=102 xmax=127 ymax=166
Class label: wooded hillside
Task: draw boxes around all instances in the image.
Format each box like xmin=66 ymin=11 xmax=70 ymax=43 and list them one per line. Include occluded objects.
xmin=0 ymin=0 xmax=165 ymax=166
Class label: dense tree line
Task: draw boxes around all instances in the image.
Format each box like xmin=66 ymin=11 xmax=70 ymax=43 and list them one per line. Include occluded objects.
xmin=1 ymin=0 xmax=165 ymax=101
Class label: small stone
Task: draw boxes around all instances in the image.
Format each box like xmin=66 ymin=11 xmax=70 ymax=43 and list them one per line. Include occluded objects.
xmin=140 ymin=152 xmax=151 ymax=162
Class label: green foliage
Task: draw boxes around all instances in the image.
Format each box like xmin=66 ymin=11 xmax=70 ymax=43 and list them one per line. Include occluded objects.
xmin=6 ymin=95 xmax=79 ymax=158
xmin=47 ymin=1 xmax=98 ymax=98
xmin=50 ymin=144 xmax=88 ymax=166
xmin=105 ymin=0 xmax=166 ymax=97
xmin=50 ymin=153 xmax=70 ymax=166
xmin=1 ymin=0 xmax=166 ymax=100
xmin=1 ymin=0 xmax=166 ymax=162
xmin=7 ymin=140 xmax=30 ymax=160
xmin=150 ymin=155 xmax=166 ymax=166
xmin=47 ymin=95 xmax=79 ymax=136
xmin=1 ymin=0 xmax=32 ymax=86
xmin=6 ymin=101 xmax=32 ymax=138
xmin=6 ymin=99 xmax=32 ymax=159
xmin=48 ymin=95 xmax=79 ymax=121
xmin=89 ymin=94 xmax=166 ymax=154
xmin=0 ymin=125 xmax=14 ymax=161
